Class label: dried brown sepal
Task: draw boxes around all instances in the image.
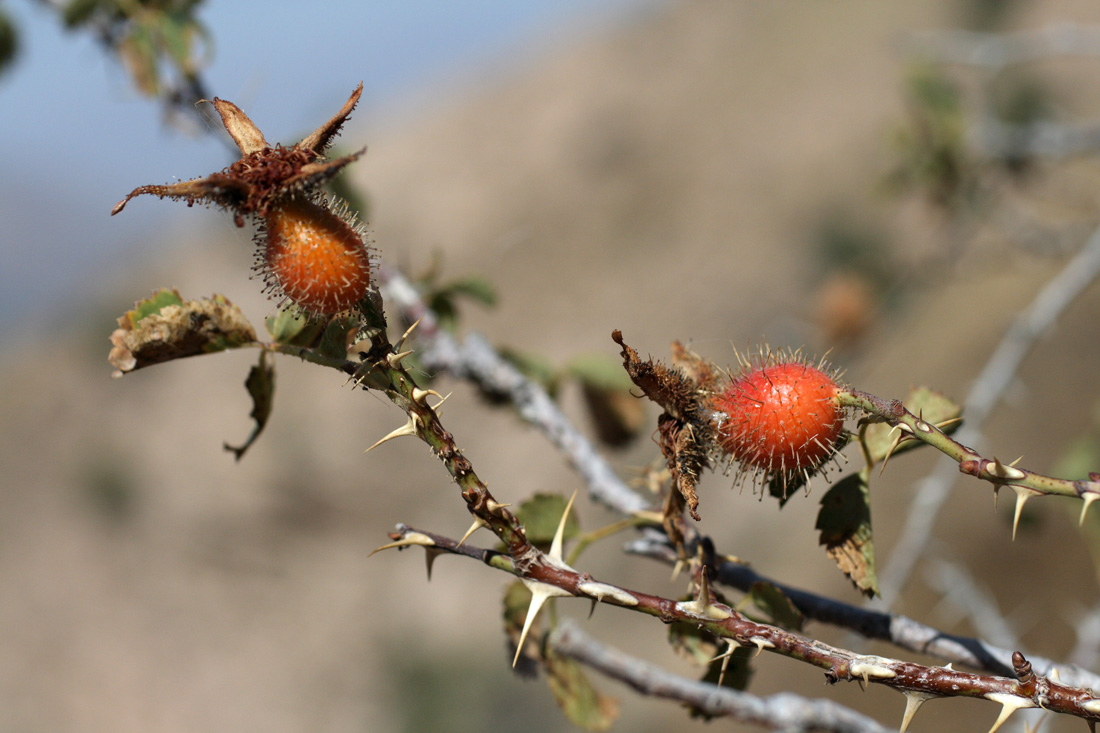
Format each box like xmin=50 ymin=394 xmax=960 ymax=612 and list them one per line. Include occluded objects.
xmin=109 ymin=291 xmax=257 ymax=376
xmin=615 ymin=331 xmax=716 ymax=520
xmin=111 ymin=83 xmax=366 ymax=224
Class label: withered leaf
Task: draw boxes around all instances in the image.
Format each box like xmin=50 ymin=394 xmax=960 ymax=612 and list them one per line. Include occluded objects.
xmin=109 ymin=289 xmax=257 ymax=376
xmin=224 ymin=351 xmax=275 ymax=461
xmin=816 ymin=473 xmax=877 ymax=597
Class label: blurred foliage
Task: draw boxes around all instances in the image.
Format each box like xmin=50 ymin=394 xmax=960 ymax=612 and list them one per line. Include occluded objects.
xmin=0 ymin=6 xmax=18 ymax=77
xmin=414 ymin=254 xmax=498 ymax=333
xmin=889 ymin=67 xmax=976 ymax=212
xmin=57 ymin=0 xmax=209 ymax=97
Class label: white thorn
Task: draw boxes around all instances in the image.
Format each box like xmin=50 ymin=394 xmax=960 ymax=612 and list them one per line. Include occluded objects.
xmin=513 ymin=580 xmax=571 ymax=667
xmin=712 ymin=639 xmax=739 ymax=688
xmin=549 ymin=490 xmax=578 ymax=561
xmin=1011 ymin=486 xmax=1041 ymax=540
xmin=411 ymin=386 xmax=442 ymax=405
xmin=368 ymin=532 xmax=436 ymax=557
xmin=385 ymin=349 xmax=414 ymax=367
xmin=670 ymin=559 xmax=685 ymax=582
xmin=396 ymin=318 xmax=422 ymax=349
xmin=899 ymin=691 xmax=933 ymax=733
xmin=984 ymin=692 xmax=1035 ymax=733
xmin=456 ymin=517 xmax=488 ymax=548
xmin=989 ymin=457 xmax=1026 ymax=481
xmin=1081 ymin=493 xmax=1100 ymax=526
xmin=749 ymin=637 xmax=774 ymax=657
xmin=365 ymin=415 xmax=418 ymax=452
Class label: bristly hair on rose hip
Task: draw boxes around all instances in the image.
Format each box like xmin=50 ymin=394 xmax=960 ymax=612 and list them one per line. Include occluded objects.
xmin=708 ymin=346 xmax=847 ymax=497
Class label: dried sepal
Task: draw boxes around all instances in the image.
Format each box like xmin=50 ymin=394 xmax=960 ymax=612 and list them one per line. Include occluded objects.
xmin=111 ymin=83 xmax=366 ymax=224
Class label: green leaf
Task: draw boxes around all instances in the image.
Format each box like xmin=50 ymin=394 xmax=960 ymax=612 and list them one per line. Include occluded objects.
xmin=318 ymin=316 xmax=357 ymax=361
xmin=863 ymin=386 xmax=962 ymax=466
xmin=224 ymin=351 xmax=275 ymax=461
xmin=266 ymin=306 xmax=323 ymax=346
xmin=545 ymin=650 xmax=619 ymax=731
xmin=515 ymin=493 xmax=580 ymax=549
xmin=440 ymin=275 xmax=497 ymax=307
xmin=498 ymin=347 xmax=561 ymax=397
xmin=109 ymin=292 xmax=257 ymax=374
xmin=816 ymin=473 xmax=877 ymax=597
xmin=566 ymin=354 xmax=635 ymax=391
xmin=747 ymin=582 xmax=804 ymax=631
xmin=126 ymin=287 xmax=184 ymax=327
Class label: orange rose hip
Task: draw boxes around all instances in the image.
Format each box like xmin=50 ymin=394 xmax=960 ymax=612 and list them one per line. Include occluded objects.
xmin=260 ymin=198 xmax=373 ymax=316
xmin=711 ymin=360 xmax=844 ymax=485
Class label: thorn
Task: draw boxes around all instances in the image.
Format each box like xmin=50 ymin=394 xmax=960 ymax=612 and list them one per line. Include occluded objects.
xmin=587 ymin=598 xmax=597 ymax=619
xmin=1008 ymin=455 xmax=1023 ymax=467
xmin=385 ymin=349 xmax=414 ymax=368
xmin=711 ymin=639 xmax=739 ymax=687
xmin=1081 ymin=493 xmax=1100 ymax=526
xmin=424 ymin=547 xmax=443 ymax=581
xmin=670 ymin=559 xmax=685 ymax=582
xmin=899 ymin=691 xmax=932 ymax=733
xmin=432 ymin=391 xmax=453 ymax=415
xmin=879 ymin=430 xmax=904 ymax=476
xmin=993 ymin=486 xmax=1000 ymax=512
xmin=456 ymin=517 xmax=489 ymax=548
xmin=411 ymin=386 xmax=442 ymax=405
xmin=513 ymin=580 xmax=571 ymax=668
xmin=485 ymin=500 xmax=512 ymax=514
xmin=395 ymin=318 xmax=422 ymax=350
xmin=936 ymin=417 xmax=963 ymax=430
xmin=368 ymin=532 xmax=436 ymax=557
xmin=1011 ymin=486 xmax=1041 ymax=540
xmin=944 ymin=663 xmax=954 ymax=671
xmin=984 ymin=692 xmax=1035 ymax=733
xmin=549 ymin=490 xmax=578 ymax=561
xmin=750 ymin=637 xmax=774 ymax=657
xmin=364 ymin=415 xmax=419 ymax=452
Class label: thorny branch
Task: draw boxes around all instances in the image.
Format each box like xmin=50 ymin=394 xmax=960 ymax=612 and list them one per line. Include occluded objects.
xmin=549 ymin=621 xmax=892 ymax=733
xmin=378 ymin=265 xmax=650 ymax=516
xmin=624 ymin=532 xmax=1100 ymax=692
xmin=376 ymin=523 xmax=1100 ymax=730
xmin=875 ymin=221 xmax=1100 ymax=601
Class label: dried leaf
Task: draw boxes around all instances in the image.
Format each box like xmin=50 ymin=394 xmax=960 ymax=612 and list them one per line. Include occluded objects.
xmin=816 ymin=473 xmax=877 ymax=597
xmin=864 ymin=386 xmax=962 ymax=466
xmin=545 ymin=650 xmax=620 ymax=731
xmin=224 ymin=351 xmax=274 ymax=461
xmin=109 ymin=290 xmax=257 ymax=375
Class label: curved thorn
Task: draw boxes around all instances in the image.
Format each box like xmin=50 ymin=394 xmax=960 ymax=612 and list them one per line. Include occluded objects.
xmin=368 ymin=532 xmax=436 ymax=557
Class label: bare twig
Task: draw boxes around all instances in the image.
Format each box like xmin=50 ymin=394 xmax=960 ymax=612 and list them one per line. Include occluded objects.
xmin=549 ymin=621 xmax=892 ymax=733
xmin=907 ymin=24 xmax=1100 ymax=70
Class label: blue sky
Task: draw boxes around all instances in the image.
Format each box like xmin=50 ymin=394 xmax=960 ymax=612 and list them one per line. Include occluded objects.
xmin=0 ymin=0 xmax=656 ymax=343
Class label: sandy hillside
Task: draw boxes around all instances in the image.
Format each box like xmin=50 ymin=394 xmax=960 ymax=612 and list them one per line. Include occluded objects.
xmin=5 ymin=1 xmax=1100 ymax=731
